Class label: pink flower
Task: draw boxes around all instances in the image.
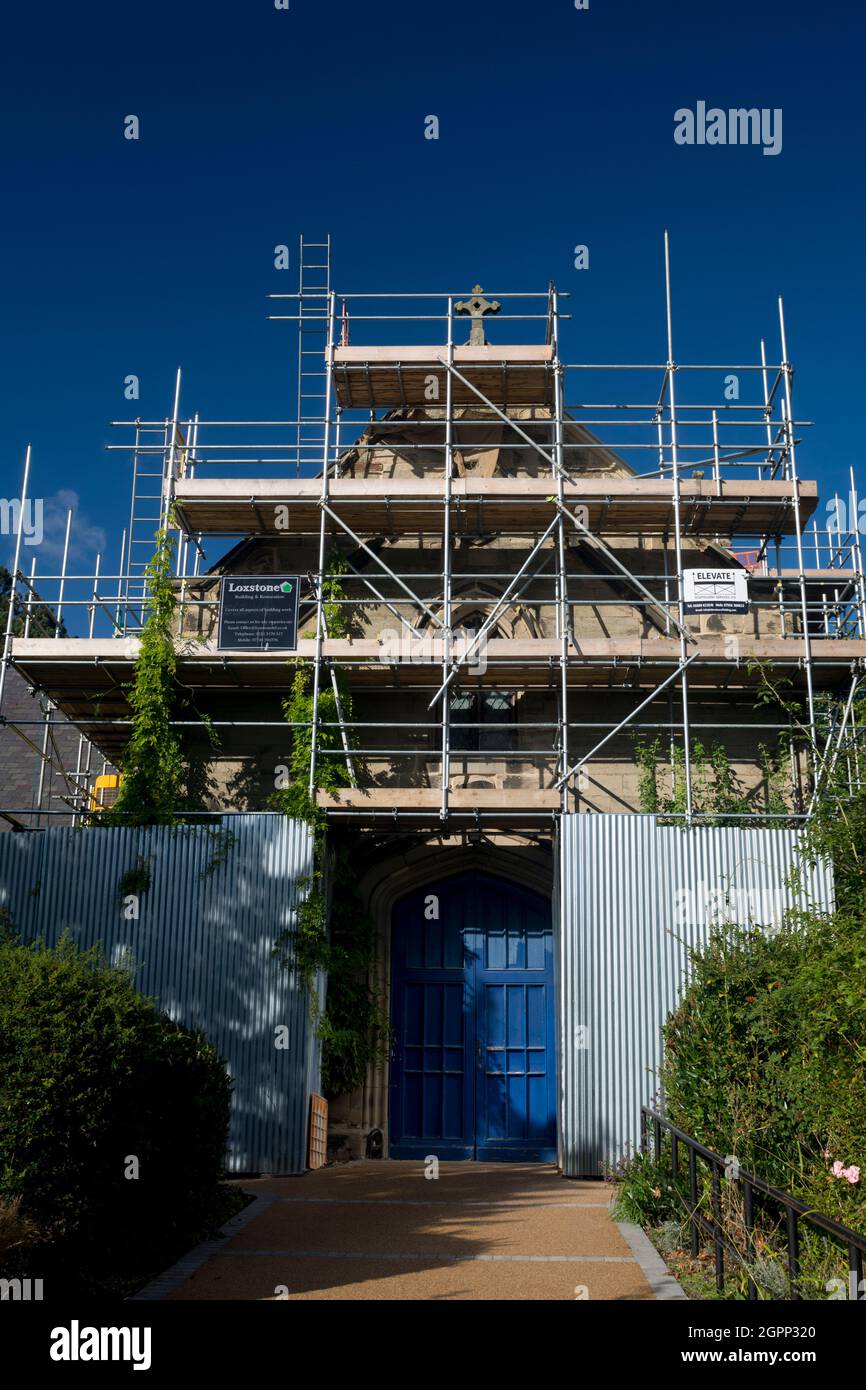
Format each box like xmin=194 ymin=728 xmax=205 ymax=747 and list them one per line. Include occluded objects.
xmin=830 ymin=1161 xmax=861 ymax=1184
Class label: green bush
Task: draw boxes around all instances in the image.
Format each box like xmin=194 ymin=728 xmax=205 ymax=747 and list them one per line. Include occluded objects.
xmin=661 ymin=911 xmax=866 ymax=1228
xmin=0 ymin=933 xmax=232 ymax=1288
xmin=610 ymin=1145 xmax=687 ymax=1227
xmin=0 ymin=1194 xmax=40 ymax=1273
xmin=621 ymin=693 xmax=866 ymax=1295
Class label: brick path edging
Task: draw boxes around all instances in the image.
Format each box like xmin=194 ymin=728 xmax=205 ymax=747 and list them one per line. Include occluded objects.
xmin=614 ymin=1219 xmax=689 ymax=1300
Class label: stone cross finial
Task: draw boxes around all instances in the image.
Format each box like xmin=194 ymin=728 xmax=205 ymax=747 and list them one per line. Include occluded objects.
xmin=455 ymin=285 xmax=501 ymax=345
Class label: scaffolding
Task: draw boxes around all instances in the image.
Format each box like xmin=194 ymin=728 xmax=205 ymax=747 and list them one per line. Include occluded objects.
xmin=4 ymin=233 xmax=866 ymax=829
xmin=0 ymin=454 xmax=120 ymax=827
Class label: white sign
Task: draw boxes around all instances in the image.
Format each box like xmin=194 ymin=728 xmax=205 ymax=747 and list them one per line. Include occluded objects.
xmin=683 ymin=568 xmax=749 ymax=615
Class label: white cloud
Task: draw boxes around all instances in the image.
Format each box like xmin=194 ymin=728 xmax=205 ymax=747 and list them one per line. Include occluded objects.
xmin=29 ymin=489 xmax=107 ymax=566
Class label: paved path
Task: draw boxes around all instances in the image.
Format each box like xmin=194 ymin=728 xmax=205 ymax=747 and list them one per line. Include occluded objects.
xmin=145 ymin=1162 xmax=679 ymax=1301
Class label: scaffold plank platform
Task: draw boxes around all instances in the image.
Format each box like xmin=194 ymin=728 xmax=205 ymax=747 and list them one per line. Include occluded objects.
xmin=316 ymin=788 xmax=561 ymax=820
xmin=173 ymin=475 xmax=819 ymax=538
xmin=332 ymin=344 xmax=555 ymax=408
xmin=11 ymin=634 xmax=865 ymax=760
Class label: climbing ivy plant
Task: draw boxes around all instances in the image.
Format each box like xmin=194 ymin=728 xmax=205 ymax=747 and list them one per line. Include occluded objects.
xmin=281 ymin=662 xmax=358 ymax=799
xmin=273 ymin=555 xmax=390 ymax=1098
xmin=322 ymin=551 xmax=351 ymax=638
xmin=631 ymin=731 xmax=789 ymax=827
xmin=94 ymin=525 xmax=223 ymax=830
xmin=748 ymin=660 xmax=866 ymax=909
xmin=99 ymin=528 xmax=185 ymax=827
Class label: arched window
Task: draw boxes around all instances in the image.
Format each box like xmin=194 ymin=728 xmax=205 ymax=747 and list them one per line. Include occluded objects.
xmin=450 ymin=688 xmax=515 ymax=753
xmin=415 ymin=606 xmax=521 ymax=754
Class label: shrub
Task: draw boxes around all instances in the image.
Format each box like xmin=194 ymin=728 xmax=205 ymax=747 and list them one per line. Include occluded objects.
xmin=610 ymin=1146 xmax=687 ymax=1227
xmin=661 ymin=911 xmax=866 ymax=1229
xmin=0 ymin=1195 xmax=40 ymax=1268
xmin=0 ymin=933 xmax=232 ymax=1288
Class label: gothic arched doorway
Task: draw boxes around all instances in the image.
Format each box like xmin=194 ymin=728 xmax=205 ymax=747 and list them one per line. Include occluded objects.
xmin=389 ymin=871 xmax=556 ymax=1161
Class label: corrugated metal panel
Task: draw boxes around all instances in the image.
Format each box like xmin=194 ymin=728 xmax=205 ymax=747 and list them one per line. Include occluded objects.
xmin=0 ymin=828 xmax=45 ymax=938
xmin=0 ymin=816 xmax=315 ymax=1173
xmin=558 ymin=814 xmax=835 ymax=1177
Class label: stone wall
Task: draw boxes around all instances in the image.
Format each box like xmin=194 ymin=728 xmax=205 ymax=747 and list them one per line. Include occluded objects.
xmin=166 ymin=405 xmax=801 ymax=815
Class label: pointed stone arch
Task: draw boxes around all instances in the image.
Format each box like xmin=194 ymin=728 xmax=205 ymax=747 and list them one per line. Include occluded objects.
xmin=413 ymin=580 xmax=544 ymax=641
xmin=326 ymin=841 xmax=555 ymax=1150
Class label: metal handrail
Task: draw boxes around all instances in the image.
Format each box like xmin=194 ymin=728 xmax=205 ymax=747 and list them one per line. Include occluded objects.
xmin=641 ymin=1105 xmax=866 ymax=1301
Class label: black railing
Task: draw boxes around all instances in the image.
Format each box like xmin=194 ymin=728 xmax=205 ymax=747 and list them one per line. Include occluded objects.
xmin=641 ymin=1106 xmax=866 ymax=1301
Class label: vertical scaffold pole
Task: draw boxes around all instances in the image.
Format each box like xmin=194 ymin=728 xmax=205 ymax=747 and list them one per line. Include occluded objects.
xmin=178 ymin=413 xmax=199 ymax=632
xmin=296 ymin=234 xmax=302 ymax=479
xmin=848 ymin=467 xmax=866 ymax=641
xmin=88 ymin=553 xmax=101 ymax=639
xmin=115 ymin=529 xmax=127 ymax=635
xmin=440 ymin=296 xmax=454 ymax=821
xmin=124 ymin=422 xmax=140 ymax=631
xmin=759 ymin=340 xmax=777 ymax=573
xmin=71 ymin=727 xmax=85 ymax=827
xmin=23 ymin=556 xmax=37 ymax=638
xmin=81 ymin=733 xmax=95 ymax=817
xmin=0 ymin=445 xmax=32 ymax=717
xmin=161 ymin=367 xmax=182 ymax=540
xmin=37 ymin=506 xmax=73 ymax=827
xmin=34 ymin=697 xmax=52 ymax=829
xmin=760 ymin=339 xmax=773 ymax=477
xmin=55 ymin=508 xmax=73 ymax=635
xmin=664 ymin=232 xmax=693 ymax=819
xmin=552 ymin=287 xmax=570 ymax=812
xmin=308 ymin=290 xmax=336 ymax=798
xmin=69 ymin=550 xmax=103 ymax=825
xmin=778 ymin=297 xmax=817 ymax=767
xmin=656 ymin=410 xmax=665 ymax=477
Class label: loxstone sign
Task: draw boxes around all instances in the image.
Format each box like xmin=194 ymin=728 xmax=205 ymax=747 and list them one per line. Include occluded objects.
xmin=217 ymin=576 xmax=301 ymax=651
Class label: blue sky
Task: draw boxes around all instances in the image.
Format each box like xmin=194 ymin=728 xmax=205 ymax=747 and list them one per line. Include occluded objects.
xmin=1 ymin=0 xmax=864 ymax=615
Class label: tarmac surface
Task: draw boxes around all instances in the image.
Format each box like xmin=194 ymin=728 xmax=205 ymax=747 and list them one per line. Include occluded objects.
xmin=161 ymin=1162 xmax=665 ymax=1301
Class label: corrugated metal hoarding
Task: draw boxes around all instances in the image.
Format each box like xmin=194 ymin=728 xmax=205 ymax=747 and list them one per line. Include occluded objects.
xmin=557 ymin=814 xmax=835 ymax=1177
xmin=0 ymin=816 xmax=315 ymax=1173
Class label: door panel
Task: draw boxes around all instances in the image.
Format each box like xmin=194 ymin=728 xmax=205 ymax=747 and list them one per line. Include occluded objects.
xmin=389 ymin=881 xmax=474 ymax=1160
xmin=389 ymin=872 xmax=555 ymax=1161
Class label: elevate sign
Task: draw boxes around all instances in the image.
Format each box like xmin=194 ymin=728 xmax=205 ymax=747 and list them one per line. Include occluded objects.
xmin=218 ymin=576 xmax=300 ymax=651
xmin=683 ymin=568 xmax=749 ymax=615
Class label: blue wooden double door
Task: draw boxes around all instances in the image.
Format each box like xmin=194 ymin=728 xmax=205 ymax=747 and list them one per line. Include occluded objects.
xmin=389 ymin=872 xmax=557 ymax=1161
